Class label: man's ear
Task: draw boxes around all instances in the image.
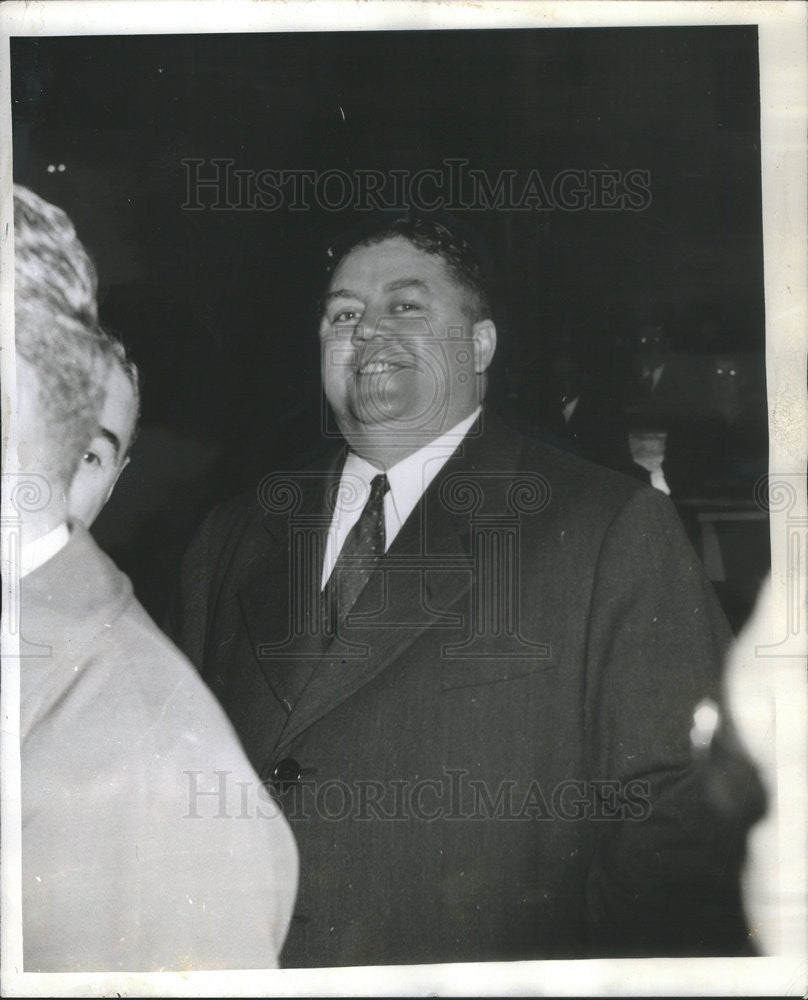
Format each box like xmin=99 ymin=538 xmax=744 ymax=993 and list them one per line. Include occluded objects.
xmin=471 ymin=319 xmax=497 ymax=374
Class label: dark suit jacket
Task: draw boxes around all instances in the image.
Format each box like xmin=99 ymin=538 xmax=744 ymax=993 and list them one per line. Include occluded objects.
xmin=22 ymin=525 xmax=298 ymax=971
xmin=169 ymin=412 xmax=755 ymax=967
xmin=542 ymin=387 xmax=646 ymax=481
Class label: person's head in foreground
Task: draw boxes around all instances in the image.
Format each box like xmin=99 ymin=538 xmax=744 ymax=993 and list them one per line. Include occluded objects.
xmin=319 ymin=213 xmax=497 ymax=468
xmin=67 ymin=333 xmax=140 ymax=528
xmin=13 ymin=184 xmax=111 ymax=543
xmin=14 ymin=188 xmax=299 ymax=977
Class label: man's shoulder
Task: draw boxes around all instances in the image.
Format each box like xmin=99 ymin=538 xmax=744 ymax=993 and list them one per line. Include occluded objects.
xmin=109 ymin=597 xmax=259 ymax=760
xmin=22 ymin=524 xmax=132 ymax=630
xmin=202 ymin=486 xmax=265 ymax=533
xmin=202 ymin=420 xmax=649 ymax=546
xmin=202 ymin=444 xmax=345 ymax=534
xmin=21 ymin=530 xmax=237 ymax=755
xmin=518 ymin=429 xmax=643 ymax=502
xmin=482 ymin=413 xmax=647 ymax=517
xmin=68 ymin=550 xmax=257 ymax=769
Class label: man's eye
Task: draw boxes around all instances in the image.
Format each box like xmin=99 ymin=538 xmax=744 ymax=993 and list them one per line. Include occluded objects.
xmin=333 ymin=308 xmax=361 ymax=324
xmin=391 ymin=302 xmax=421 ymax=313
xmin=82 ymin=451 xmax=101 ymax=467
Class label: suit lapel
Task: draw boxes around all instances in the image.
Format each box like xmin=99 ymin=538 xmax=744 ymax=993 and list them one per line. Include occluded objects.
xmin=236 ymin=454 xmax=343 ymax=715
xmin=275 ymin=413 xmax=523 ymax=750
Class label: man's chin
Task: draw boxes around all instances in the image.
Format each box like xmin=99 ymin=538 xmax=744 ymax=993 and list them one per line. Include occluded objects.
xmin=339 ymin=413 xmax=434 ymax=466
xmin=350 ymin=401 xmax=450 ymax=437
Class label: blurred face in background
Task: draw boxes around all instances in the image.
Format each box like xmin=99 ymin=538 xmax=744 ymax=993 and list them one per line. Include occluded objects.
xmin=711 ymin=358 xmax=746 ymax=420
xmin=67 ymin=365 xmax=138 ymax=528
xmin=550 ymin=352 xmax=587 ymax=407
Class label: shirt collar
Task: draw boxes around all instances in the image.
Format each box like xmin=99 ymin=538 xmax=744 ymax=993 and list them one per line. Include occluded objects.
xmin=323 ymin=408 xmax=481 ymax=588
xmin=562 ymin=395 xmax=580 ymax=422
xmin=384 ymin=407 xmax=481 ymax=526
xmin=20 ymin=522 xmax=71 ymax=579
xmin=342 ymin=408 xmax=480 ymax=497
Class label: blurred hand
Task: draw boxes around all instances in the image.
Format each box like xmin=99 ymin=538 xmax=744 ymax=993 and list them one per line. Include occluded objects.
xmin=723 ymin=575 xmax=806 ymax=956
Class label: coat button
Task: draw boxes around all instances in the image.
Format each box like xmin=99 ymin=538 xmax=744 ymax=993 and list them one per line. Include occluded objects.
xmin=271 ymin=757 xmax=303 ymax=792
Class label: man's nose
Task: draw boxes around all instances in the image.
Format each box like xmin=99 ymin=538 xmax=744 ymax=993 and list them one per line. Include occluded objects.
xmin=351 ymin=313 xmax=383 ymax=343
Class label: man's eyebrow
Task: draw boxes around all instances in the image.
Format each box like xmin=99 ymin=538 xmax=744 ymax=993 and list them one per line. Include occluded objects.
xmin=383 ymin=278 xmax=429 ymax=293
xmin=100 ymin=428 xmax=121 ymax=457
xmin=323 ymin=288 xmax=361 ymax=303
xmin=323 ymin=278 xmax=430 ymax=303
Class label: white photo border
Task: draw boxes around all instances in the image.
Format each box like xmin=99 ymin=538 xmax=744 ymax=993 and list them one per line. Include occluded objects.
xmin=1 ymin=2 xmax=805 ymax=996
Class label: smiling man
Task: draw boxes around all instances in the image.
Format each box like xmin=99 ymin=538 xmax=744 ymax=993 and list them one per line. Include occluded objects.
xmin=316 ymin=223 xmax=496 ymax=593
xmin=319 ymin=229 xmax=495 ymax=467
xmin=170 ymin=213 xmax=757 ymax=967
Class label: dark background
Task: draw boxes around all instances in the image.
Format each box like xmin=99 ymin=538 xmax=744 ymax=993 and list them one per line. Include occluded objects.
xmin=11 ymin=26 xmax=767 ymax=622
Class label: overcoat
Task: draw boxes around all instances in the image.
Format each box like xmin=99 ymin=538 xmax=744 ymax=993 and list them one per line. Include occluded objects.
xmin=21 ymin=525 xmax=298 ymax=971
xmin=169 ymin=413 xmax=754 ymax=967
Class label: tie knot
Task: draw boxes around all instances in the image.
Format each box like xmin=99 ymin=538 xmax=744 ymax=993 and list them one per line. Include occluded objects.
xmin=369 ymin=473 xmax=389 ymax=504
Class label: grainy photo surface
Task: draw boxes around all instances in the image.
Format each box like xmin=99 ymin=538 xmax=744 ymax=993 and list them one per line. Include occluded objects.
xmin=1 ymin=2 xmax=805 ymax=996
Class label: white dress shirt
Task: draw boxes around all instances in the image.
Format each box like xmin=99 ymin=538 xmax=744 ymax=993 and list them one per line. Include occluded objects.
xmin=562 ymin=395 xmax=580 ymax=424
xmin=321 ymin=408 xmax=481 ymax=588
xmin=20 ymin=522 xmax=71 ymax=579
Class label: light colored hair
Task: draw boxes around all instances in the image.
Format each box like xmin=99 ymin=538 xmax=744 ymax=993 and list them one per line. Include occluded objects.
xmin=14 ymin=185 xmax=110 ymax=488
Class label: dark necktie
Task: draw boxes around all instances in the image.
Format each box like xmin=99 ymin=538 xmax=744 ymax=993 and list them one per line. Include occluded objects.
xmin=327 ymin=472 xmax=389 ymax=627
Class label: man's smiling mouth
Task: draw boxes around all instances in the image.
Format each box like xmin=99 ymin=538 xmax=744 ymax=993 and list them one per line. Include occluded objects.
xmin=357 ymin=358 xmax=409 ymax=375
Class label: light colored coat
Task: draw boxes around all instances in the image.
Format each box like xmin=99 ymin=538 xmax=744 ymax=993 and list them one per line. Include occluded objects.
xmin=21 ymin=524 xmax=298 ymax=972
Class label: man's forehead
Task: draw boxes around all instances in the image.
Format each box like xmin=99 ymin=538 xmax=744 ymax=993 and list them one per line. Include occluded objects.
xmin=99 ymin=367 xmax=138 ymax=448
xmin=328 ymin=237 xmax=452 ymax=291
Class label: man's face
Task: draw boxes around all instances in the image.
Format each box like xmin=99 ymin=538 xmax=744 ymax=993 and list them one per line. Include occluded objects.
xmin=67 ymin=365 xmax=138 ymax=528
xmin=319 ymin=237 xmax=496 ymax=465
xmin=711 ymin=358 xmax=746 ymax=417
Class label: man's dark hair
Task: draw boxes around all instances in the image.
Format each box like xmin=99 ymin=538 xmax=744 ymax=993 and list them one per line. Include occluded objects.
xmin=98 ymin=327 xmax=142 ymax=456
xmin=323 ymin=212 xmax=495 ymax=323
